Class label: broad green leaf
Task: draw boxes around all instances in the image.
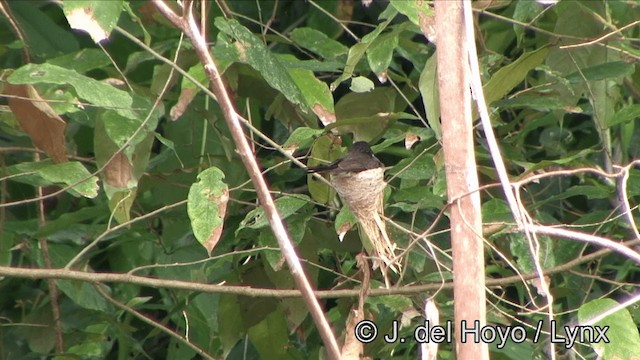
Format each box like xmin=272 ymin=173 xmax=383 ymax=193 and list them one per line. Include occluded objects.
xmin=306 ymin=0 xmax=345 ymax=38
xmin=279 ymin=54 xmax=336 ymax=124
xmin=46 ymin=244 xmax=110 ymax=311
xmin=578 ymin=299 xmax=640 ymax=358
xmin=48 ymin=48 xmax=112 ymax=74
xmin=6 ymin=160 xmax=98 ymax=198
xmin=509 ymin=234 xmax=557 ymax=273
xmin=247 ymin=309 xmax=296 ymax=360
xmin=260 ymin=214 xmax=308 ymax=269
xmin=18 ymin=305 xmax=56 ymax=354
xmin=218 ymin=295 xmax=244 ymax=358
xmin=481 ymin=198 xmax=513 ymax=223
xmin=543 ymin=185 xmax=614 ymax=203
xmin=214 ymin=18 xmax=307 ymax=112
xmin=350 ymin=76 xmax=374 ymax=93
xmin=65 ymin=324 xmax=112 ymax=359
xmin=366 ymin=295 xmax=413 ymax=313
xmin=307 ymin=136 xmax=341 ymax=204
xmin=282 ymin=127 xmax=325 ymax=152
xmin=389 ymin=153 xmax=435 ymax=180
xmin=333 ymin=87 xmax=399 ymax=141
xmin=105 ymin=188 xmax=136 ymax=225
xmin=419 ymin=53 xmax=441 ymax=138
xmin=606 ymin=104 xmax=640 ymax=129
xmin=330 ymin=15 xmax=396 ymax=90
xmin=290 ymin=27 xmax=348 ymax=59
xmin=335 ymin=205 xmax=357 ymax=236
xmin=483 ymin=47 xmax=550 ymax=105
xmin=565 ymin=61 xmax=634 ymax=84
xmin=278 ymin=58 xmax=343 ymax=72
xmin=36 ymin=206 xmax=105 ymax=238
xmin=390 ymin=194 xmax=443 ymax=212
xmin=512 ymin=148 xmax=598 ymax=172
xmin=8 ymin=1 xmax=79 ymax=57
xmin=239 ymin=195 xmax=312 ymax=230
xmin=366 ymin=27 xmax=402 ymax=76
xmin=389 ymin=0 xmax=433 ymax=27
xmin=331 ymin=43 xmax=368 ymax=90
xmin=512 ymin=1 xmax=543 ymax=47
xmin=188 ymin=167 xmax=229 ymax=255
xmin=627 ymin=169 xmax=640 ymax=197
xmin=100 ymin=111 xmax=149 ymax=151
xmin=493 ymin=95 xmax=574 ymax=111
xmin=63 ymin=0 xmax=122 ymax=43
xmin=8 ymin=63 xmax=137 ymax=120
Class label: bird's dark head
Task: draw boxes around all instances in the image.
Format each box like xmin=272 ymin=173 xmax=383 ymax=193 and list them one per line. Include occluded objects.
xmin=351 ymin=141 xmax=374 ymax=155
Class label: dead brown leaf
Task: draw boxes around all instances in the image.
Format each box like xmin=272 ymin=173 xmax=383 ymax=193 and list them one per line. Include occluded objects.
xmin=203 ymin=187 xmax=229 ymax=255
xmin=6 ymin=83 xmax=67 ymax=163
xmin=103 ymin=151 xmax=132 ymax=188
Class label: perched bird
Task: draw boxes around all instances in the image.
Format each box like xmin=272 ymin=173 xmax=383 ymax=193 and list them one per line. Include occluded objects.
xmin=308 ymin=141 xmax=397 ymax=283
xmin=307 ymin=141 xmax=384 ymax=174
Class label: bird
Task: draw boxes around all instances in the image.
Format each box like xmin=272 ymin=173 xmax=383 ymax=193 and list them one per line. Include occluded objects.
xmin=307 ymin=141 xmax=384 ymax=174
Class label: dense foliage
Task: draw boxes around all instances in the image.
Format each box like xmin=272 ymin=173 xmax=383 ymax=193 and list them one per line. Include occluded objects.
xmin=1 ymin=0 xmax=640 ymax=359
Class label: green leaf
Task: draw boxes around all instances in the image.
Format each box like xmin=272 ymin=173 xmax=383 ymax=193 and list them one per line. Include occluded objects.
xmin=8 ymin=1 xmax=79 ymax=57
xmin=37 ymin=206 xmax=105 ymax=238
xmin=247 ymin=309 xmax=296 ymax=360
xmin=483 ymin=47 xmax=550 ymax=105
xmin=330 ymin=15 xmax=396 ymax=90
xmin=307 ymin=136 xmax=341 ymax=204
xmin=333 ymin=87 xmax=399 ymax=141
xmin=493 ymin=95 xmax=574 ymax=111
xmin=214 ymin=18 xmax=307 ymax=112
xmin=47 ymin=48 xmax=112 ymax=74
xmin=290 ymin=27 xmax=348 ymax=59
xmin=239 ymin=195 xmax=312 ymax=230
xmin=7 ymin=160 xmax=98 ymax=198
xmin=350 ymin=76 xmax=374 ymax=93
xmin=389 ymin=153 xmax=435 ymax=180
xmin=366 ymin=27 xmax=402 ymax=76
xmin=578 ymin=299 xmax=640 ymax=358
xmin=606 ymin=104 xmax=640 ymax=129
xmin=8 ymin=63 xmax=138 ymax=120
xmin=63 ymin=0 xmax=122 ymax=43
xmin=188 ymin=167 xmax=229 ymax=255
xmin=331 ymin=43 xmax=368 ymax=90
xmin=389 ymin=0 xmax=433 ymax=27
xmin=366 ymin=295 xmax=413 ymax=313
xmin=481 ymin=198 xmax=513 ymax=223
xmin=279 ymin=54 xmax=336 ymax=124
xmin=543 ymin=185 xmax=614 ymax=203
xmin=419 ymin=53 xmax=441 ymax=138
xmin=565 ymin=61 xmax=634 ymax=83
xmin=282 ymin=127 xmax=325 ymax=151
xmin=218 ymin=295 xmax=244 ymax=358
xmin=335 ymin=206 xmax=357 ymax=235
xmin=509 ymin=234 xmax=557 ymax=272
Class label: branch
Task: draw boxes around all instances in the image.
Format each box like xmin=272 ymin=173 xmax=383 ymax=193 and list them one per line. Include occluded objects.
xmin=150 ymin=1 xmax=340 ymax=358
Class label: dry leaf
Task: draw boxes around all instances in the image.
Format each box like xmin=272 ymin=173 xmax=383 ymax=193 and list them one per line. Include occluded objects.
xmin=203 ymin=187 xmax=229 ymax=255
xmin=103 ymin=151 xmax=132 ymax=189
xmin=6 ymin=83 xmax=67 ymax=163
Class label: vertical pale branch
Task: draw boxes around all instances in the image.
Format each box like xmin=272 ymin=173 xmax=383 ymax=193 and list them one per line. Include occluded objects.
xmin=434 ymin=1 xmax=488 ymax=359
xmin=149 ymin=1 xmax=340 ymax=358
